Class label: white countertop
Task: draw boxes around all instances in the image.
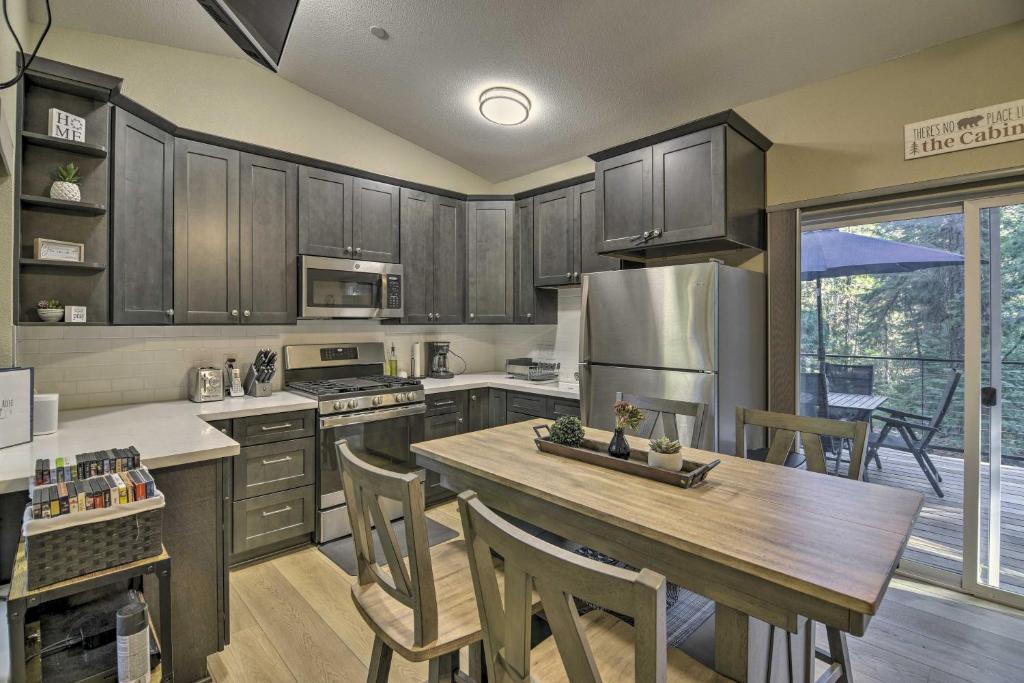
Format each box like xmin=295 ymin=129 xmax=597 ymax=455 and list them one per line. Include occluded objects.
xmin=421 ymin=372 xmax=581 ymax=400
xmin=0 ymin=393 xmax=318 ymax=494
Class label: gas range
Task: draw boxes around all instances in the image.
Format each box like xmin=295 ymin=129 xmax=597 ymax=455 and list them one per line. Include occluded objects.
xmin=287 ymin=375 xmax=425 ymax=416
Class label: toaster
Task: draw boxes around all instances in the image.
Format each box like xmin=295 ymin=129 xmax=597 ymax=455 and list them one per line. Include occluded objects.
xmin=188 ymin=366 xmax=224 ymax=403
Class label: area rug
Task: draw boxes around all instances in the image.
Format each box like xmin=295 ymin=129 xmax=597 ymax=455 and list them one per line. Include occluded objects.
xmin=318 ymin=518 xmax=459 ymax=576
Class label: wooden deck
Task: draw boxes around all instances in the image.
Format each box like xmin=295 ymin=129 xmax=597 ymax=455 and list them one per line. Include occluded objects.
xmin=868 ymin=447 xmax=1024 ymax=594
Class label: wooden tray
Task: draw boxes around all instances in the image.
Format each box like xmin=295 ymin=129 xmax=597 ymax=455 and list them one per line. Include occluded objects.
xmin=532 ymin=425 xmax=719 ymax=489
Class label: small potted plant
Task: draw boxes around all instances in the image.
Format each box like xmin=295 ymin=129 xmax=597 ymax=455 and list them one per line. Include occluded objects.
xmin=36 ymin=299 xmax=64 ymax=323
xmin=610 ymin=400 xmax=644 ymax=458
xmin=548 ymin=415 xmax=585 ymax=447
xmin=49 ymin=162 xmax=82 ymax=202
xmin=648 ymin=436 xmax=683 ymax=471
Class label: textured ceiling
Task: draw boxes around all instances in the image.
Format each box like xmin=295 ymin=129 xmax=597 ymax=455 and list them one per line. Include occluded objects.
xmin=28 ymin=0 xmax=1024 ymax=182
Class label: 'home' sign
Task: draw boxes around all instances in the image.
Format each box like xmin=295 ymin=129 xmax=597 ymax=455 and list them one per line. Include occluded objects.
xmin=48 ymin=108 xmax=86 ymax=142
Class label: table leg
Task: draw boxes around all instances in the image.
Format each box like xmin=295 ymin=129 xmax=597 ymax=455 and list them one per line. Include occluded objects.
xmin=7 ymin=597 xmax=26 ymax=683
xmin=158 ymin=559 xmax=173 ymax=683
xmin=715 ymin=603 xmax=749 ymax=682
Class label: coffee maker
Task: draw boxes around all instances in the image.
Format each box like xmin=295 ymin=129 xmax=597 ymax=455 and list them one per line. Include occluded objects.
xmin=425 ymin=341 xmax=454 ymax=379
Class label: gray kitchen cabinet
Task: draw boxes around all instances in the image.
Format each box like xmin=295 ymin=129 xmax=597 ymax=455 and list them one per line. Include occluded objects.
xmin=352 ymin=177 xmax=400 ymax=263
xmin=514 ymin=197 xmax=556 ymax=324
xmin=575 ymin=180 xmax=619 ymax=275
xmin=468 ymin=388 xmax=489 ymax=431
xmin=467 ymin=200 xmax=515 ymax=324
xmin=173 ymin=138 xmax=240 ymax=324
xmin=111 ymin=108 xmax=174 ymax=324
xmin=595 ymin=146 xmax=653 ymax=255
xmin=399 ymin=189 xmax=465 ymax=324
xmin=298 ymin=165 xmax=353 ymax=258
xmin=239 ymin=153 xmax=298 ymax=324
xmin=533 ymin=187 xmax=575 ymax=287
xmin=489 ymin=389 xmax=507 ymax=427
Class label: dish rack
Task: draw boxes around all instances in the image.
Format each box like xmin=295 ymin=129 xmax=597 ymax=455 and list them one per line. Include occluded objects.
xmin=505 ymin=358 xmax=560 ymax=382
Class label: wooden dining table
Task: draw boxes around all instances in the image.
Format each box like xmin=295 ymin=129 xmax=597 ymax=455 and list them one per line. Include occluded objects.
xmin=412 ymin=420 xmax=923 ymax=682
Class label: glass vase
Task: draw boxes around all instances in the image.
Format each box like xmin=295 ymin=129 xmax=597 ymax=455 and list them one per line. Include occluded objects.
xmin=608 ymin=427 xmax=631 ymax=459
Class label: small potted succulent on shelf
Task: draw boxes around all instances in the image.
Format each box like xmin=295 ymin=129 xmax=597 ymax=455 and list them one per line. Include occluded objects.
xmin=610 ymin=400 xmax=644 ymax=459
xmin=548 ymin=415 xmax=585 ymax=447
xmin=648 ymin=436 xmax=684 ymax=471
xmin=36 ymin=299 xmax=64 ymax=323
xmin=49 ymin=162 xmax=82 ymax=202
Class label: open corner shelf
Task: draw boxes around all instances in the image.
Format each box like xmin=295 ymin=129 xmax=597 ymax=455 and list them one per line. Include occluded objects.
xmin=20 ymin=194 xmax=107 ymax=216
xmin=20 ymin=258 xmax=106 ymax=272
xmin=17 ymin=320 xmax=108 ymax=326
xmin=21 ymin=131 xmax=108 ymax=158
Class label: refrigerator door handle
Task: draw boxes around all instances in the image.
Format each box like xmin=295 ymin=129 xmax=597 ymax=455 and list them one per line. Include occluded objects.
xmin=579 ymin=275 xmax=590 ymax=364
xmin=579 ymin=362 xmax=591 ymax=426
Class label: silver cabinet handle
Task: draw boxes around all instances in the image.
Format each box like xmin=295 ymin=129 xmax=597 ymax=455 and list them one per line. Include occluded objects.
xmin=565 ymin=272 xmax=572 ymax=278
xmin=433 ymin=400 xmax=456 ymax=407
xmin=435 ymin=312 xmax=440 ymax=318
xmin=261 ymin=455 xmax=293 ymax=465
xmin=165 ymin=308 xmax=174 ymax=317
xmin=526 ymin=312 xmax=532 ymax=319
xmin=231 ymin=309 xmax=239 ymax=317
xmin=261 ymin=505 xmax=292 ymax=517
xmin=355 ymin=247 xmax=362 ymax=255
xmin=428 ymin=312 xmax=434 ymax=320
xmin=651 ymin=229 xmax=661 ymax=238
xmin=344 ymin=246 xmax=352 ymax=253
xmin=260 ymin=422 xmax=293 ymax=432
xmin=469 ymin=312 xmax=475 ymax=319
xmin=243 ymin=310 xmax=251 ymax=318
xmin=573 ymin=272 xmax=579 ymax=279
xmin=458 ymin=417 xmax=464 ymax=423
xmin=470 ymin=394 xmax=477 ymax=401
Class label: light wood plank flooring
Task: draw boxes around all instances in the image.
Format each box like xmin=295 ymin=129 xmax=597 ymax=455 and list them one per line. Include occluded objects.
xmin=208 ymin=501 xmax=1024 ymax=683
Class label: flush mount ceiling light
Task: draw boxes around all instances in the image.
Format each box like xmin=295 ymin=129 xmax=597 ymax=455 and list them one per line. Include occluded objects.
xmin=479 ymin=87 xmax=531 ymax=126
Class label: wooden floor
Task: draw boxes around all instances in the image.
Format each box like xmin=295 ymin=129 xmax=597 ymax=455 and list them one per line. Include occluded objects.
xmin=869 ymin=447 xmax=1024 ymax=594
xmin=207 ymin=501 xmax=1024 ymax=683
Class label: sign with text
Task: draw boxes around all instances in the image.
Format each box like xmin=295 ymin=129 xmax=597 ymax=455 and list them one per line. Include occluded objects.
xmin=905 ymin=99 xmax=1024 ymax=160
xmin=48 ymin=107 xmax=85 ymax=142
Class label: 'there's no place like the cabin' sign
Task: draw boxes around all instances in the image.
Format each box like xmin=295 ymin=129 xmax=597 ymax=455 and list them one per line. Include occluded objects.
xmin=905 ymin=98 xmax=1024 ymax=160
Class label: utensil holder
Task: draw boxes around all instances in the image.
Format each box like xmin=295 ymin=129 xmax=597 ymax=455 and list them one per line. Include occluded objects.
xmin=243 ymin=367 xmax=272 ymax=397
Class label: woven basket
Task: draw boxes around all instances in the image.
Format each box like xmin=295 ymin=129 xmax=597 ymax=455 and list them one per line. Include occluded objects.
xmin=25 ymin=508 xmax=162 ymax=590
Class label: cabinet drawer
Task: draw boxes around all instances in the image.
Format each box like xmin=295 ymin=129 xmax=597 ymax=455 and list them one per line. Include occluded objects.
xmin=506 ymin=410 xmax=539 ymax=424
xmin=233 ymin=437 xmax=315 ymax=500
xmin=508 ymin=392 xmax=546 ymax=418
xmin=426 ymin=391 xmax=467 ymax=417
xmin=232 ymin=485 xmax=315 ymax=555
xmin=233 ymin=410 xmax=315 ymax=446
xmin=549 ymin=398 xmax=580 ymax=419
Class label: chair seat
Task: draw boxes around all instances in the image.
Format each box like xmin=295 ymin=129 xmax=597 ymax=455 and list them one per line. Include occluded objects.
xmin=530 ymin=610 xmax=730 ymax=682
xmin=352 ymin=538 xmax=541 ymax=662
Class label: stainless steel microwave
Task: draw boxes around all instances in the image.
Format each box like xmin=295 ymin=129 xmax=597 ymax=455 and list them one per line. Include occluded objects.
xmin=300 ymin=256 xmax=403 ymax=319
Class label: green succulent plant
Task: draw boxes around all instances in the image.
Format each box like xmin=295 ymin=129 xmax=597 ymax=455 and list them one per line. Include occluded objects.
xmin=549 ymin=416 xmax=585 ymax=447
xmin=51 ymin=162 xmax=81 ymax=184
xmin=37 ymin=298 xmax=62 ymax=309
xmin=649 ymin=436 xmax=681 ymax=454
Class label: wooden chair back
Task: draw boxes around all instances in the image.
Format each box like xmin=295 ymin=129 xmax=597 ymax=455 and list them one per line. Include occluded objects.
xmin=616 ymin=392 xmax=707 ymax=448
xmin=458 ymin=490 xmax=668 ymax=683
xmin=735 ymin=407 xmax=868 ymax=480
xmin=335 ymin=439 xmax=438 ymax=645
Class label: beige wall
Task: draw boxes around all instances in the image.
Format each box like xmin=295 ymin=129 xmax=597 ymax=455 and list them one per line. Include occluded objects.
xmin=0 ymin=0 xmax=27 ymax=368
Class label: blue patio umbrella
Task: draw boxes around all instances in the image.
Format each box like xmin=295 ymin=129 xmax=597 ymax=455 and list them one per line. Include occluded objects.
xmin=800 ymin=229 xmax=964 ymax=372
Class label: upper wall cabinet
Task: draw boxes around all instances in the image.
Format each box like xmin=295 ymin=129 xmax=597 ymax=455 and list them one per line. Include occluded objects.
xmin=400 ymin=189 xmax=465 ymax=324
xmin=594 ymin=116 xmax=768 ymax=260
xmin=575 ymin=180 xmax=619 ymax=275
xmin=467 ymin=200 xmax=514 ymax=324
xmin=514 ymin=197 xmax=556 ymax=324
xmin=112 ymin=108 xmax=174 ymax=324
xmin=298 ymin=166 xmax=353 ymax=258
xmin=352 ymin=178 xmax=400 ymax=263
xmin=533 ymin=187 xmax=575 ymax=287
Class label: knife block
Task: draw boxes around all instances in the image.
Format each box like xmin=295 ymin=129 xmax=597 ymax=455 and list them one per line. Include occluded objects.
xmin=243 ymin=366 xmax=272 ymax=397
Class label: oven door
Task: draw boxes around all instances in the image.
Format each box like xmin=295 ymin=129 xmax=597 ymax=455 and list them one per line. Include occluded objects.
xmin=317 ymin=403 xmax=425 ymax=542
xmin=301 ymin=255 xmax=403 ymax=319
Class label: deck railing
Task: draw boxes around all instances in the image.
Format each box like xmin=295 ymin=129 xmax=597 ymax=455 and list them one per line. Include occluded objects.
xmin=800 ymin=352 xmax=1024 ymax=464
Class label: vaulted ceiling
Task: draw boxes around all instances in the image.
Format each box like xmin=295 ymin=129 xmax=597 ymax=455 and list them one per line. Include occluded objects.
xmin=28 ymin=0 xmax=1024 ymax=182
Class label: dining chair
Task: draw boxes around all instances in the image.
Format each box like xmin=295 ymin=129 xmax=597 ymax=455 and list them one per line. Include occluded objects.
xmin=337 ymin=440 xmax=542 ymax=683
xmin=735 ymin=408 xmax=867 ymax=683
xmin=457 ymin=490 xmax=730 ymax=682
xmin=616 ymin=391 xmax=708 ymax=448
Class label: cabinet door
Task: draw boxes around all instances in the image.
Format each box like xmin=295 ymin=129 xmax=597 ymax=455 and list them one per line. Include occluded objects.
xmin=575 ymin=180 xmax=619 ymax=275
xmin=352 ymin=178 xmax=400 ymax=263
xmin=399 ymin=188 xmax=434 ymax=324
xmin=433 ymin=196 xmax=466 ymax=324
xmin=173 ymin=139 xmax=240 ymax=324
xmin=652 ymin=127 xmax=724 ymax=245
xmin=533 ymin=187 xmax=574 ymax=286
xmin=468 ymin=388 xmax=489 ymax=431
xmin=424 ymin=411 xmax=464 ymax=441
xmin=595 ymin=147 xmax=652 ymax=253
xmin=112 ymin=108 xmax=174 ymax=324
xmin=514 ymin=198 xmax=536 ymax=323
xmin=467 ymin=201 xmax=514 ymax=324
xmin=489 ymin=389 xmax=507 ymax=427
xmin=239 ymin=153 xmax=297 ymax=324
xmin=298 ymin=166 xmax=353 ymax=258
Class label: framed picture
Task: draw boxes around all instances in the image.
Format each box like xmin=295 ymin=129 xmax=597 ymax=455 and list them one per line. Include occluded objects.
xmin=0 ymin=367 xmax=34 ymax=448
xmin=34 ymin=238 xmax=84 ymax=263
xmin=65 ymin=305 xmax=87 ymax=323
xmin=48 ymin=107 xmax=86 ymax=142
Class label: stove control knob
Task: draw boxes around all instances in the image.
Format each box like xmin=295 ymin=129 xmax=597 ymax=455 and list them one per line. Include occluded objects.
xmin=372 ymin=396 xmax=383 ymax=406
xmin=347 ymin=399 xmax=359 ymax=409
xmin=395 ymin=392 xmax=406 ymax=402
xmin=333 ymin=400 xmax=344 ymax=411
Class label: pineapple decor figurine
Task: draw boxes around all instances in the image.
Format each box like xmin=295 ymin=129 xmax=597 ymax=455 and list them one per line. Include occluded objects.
xmin=49 ymin=162 xmax=82 ymax=202
xmin=548 ymin=415 xmax=585 ymax=447
xmin=648 ymin=436 xmax=684 ymax=471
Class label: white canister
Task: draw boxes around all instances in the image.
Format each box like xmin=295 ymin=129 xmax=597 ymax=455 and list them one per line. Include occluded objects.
xmin=33 ymin=394 xmax=59 ymax=435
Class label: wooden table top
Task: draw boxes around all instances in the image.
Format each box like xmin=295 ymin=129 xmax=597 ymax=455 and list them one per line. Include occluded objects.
xmin=828 ymin=392 xmax=888 ymax=411
xmin=413 ymin=420 xmax=922 ymax=618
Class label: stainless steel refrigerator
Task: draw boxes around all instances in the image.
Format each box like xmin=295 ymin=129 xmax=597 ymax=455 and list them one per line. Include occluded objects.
xmin=579 ymin=262 xmax=765 ymax=455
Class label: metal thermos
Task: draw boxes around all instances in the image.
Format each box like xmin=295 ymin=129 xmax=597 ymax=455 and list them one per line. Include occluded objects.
xmin=411 ymin=342 xmax=427 ymax=378
xmin=116 ymin=601 xmax=150 ymax=683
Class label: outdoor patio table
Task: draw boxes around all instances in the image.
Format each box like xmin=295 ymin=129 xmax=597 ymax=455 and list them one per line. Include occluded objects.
xmin=828 ymin=392 xmax=888 ymax=414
